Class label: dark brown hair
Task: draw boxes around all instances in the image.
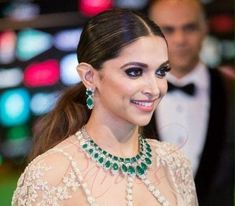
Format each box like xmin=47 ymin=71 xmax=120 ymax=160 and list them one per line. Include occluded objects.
xmin=29 ymin=8 xmax=166 ymax=162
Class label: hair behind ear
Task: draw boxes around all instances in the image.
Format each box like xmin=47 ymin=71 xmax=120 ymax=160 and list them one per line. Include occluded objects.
xmin=28 ymin=82 xmax=90 ymax=162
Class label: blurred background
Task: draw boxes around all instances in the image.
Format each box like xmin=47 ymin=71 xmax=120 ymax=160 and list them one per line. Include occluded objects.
xmin=0 ymin=0 xmax=234 ymax=205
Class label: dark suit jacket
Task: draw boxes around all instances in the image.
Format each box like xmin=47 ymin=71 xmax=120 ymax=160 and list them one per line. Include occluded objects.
xmin=145 ymin=68 xmax=234 ymax=206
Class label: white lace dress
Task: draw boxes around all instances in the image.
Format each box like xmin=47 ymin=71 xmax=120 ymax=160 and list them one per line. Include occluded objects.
xmin=12 ymin=135 xmax=198 ymax=206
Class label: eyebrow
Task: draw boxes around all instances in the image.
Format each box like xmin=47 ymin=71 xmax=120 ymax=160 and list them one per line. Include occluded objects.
xmin=162 ymin=22 xmax=199 ymax=30
xmin=120 ymin=62 xmax=148 ymax=69
xmin=120 ymin=60 xmax=170 ymax=69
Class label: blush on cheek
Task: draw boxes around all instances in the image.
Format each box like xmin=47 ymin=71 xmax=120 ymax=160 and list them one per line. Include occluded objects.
xmin=160 ymin=84 xmax=168 ymax=97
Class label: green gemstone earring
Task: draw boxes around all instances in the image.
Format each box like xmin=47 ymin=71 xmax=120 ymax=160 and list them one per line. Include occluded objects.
xmin=86 ymin=88 xmax=94 ymax=109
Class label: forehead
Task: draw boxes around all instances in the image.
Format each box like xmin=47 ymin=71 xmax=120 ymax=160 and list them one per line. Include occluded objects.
xmin=120 ymin=36 xmax=167 ymax=55
xmin=102 ymin=36 xmax=168 ymax=68
xmin=151 ymin=0 xmax=203 ymax=26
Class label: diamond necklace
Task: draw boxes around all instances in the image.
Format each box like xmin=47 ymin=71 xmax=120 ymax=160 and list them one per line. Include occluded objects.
xmin=75 ymin=126 xmax=152 ymax=178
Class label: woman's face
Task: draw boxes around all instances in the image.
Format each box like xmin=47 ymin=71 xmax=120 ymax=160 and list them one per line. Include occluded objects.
xmin=93 ymin=35 xmax=169 ymax=126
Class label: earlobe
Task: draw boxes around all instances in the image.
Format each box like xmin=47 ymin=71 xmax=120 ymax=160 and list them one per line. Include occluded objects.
xmin=76 ymin=63 xmax=96 ymax=88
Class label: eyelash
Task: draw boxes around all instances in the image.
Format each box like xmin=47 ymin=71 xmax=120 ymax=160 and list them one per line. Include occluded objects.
xmin=125 ymin=67 xmax=143 ymax=77
xmin=156 ymin=66 xmax=171 ymax=78
xmin=125 ymin=66 xmax=170 ymax=78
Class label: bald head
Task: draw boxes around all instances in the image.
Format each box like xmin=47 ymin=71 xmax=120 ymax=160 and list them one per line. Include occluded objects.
xmin=149 ymin=0 xmax=207 ymax=78
xmin=149 ymin=0 xmax=206 ymax=23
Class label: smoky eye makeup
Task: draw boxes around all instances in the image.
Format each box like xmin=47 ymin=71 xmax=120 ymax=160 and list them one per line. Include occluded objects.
xmin=121 ymin=62 xmax=147 ymax=78
xmin=121 ymin=61 xmax=170 ymax=78
xmin=125 ymin=67 xmax=143 ymax=77
xmin=155 ymin=61 xmax=171 ymax=78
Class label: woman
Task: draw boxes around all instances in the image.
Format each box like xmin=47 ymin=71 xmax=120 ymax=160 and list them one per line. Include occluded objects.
xmin=12 ymin=9 xmax=198 ymax=206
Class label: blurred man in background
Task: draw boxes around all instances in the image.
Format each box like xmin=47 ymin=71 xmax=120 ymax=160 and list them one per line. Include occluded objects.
xmin=148 ymin=0 xmax=233 ymax=205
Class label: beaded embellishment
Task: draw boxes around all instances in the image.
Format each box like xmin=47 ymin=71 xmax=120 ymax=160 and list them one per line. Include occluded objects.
xmin=75 ymin=127 xmax=152 ymax=178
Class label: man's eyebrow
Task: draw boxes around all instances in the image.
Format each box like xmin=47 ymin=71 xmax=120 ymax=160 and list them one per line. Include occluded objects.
xmin=120 ymin=62 xmax=148 ymax=69
xmin=183 ymin=22 xmax=199 ymax=28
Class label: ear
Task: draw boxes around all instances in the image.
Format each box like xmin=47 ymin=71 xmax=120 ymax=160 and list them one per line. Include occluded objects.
xmin=76 ymin=63 xmax=96 ymax=88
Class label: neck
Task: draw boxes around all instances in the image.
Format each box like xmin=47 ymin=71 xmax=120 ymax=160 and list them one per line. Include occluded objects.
xmin=85 ymin=115 xmax=140 ymax=158
xmin=170 ymin=67 xmax=195 ymax=79
xmin=170 ymin=62 xmax=199 ymax=79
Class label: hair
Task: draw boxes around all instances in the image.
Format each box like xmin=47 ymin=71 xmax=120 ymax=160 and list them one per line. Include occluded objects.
xmin=28 ymin=8 xmax=166 ymax=162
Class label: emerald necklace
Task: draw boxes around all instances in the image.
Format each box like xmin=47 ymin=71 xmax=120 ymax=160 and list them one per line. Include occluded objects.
xmin=75 ymin=127 xmax=152 ymax=178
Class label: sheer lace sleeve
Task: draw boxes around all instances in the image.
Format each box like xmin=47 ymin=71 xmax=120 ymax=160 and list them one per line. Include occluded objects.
xmin=150 ymin=140 xmax=198 ymax=206
xmin=12 ymin=149 xmax=80 ymax=206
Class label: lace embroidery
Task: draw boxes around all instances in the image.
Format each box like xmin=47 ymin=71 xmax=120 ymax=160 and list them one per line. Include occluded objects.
xmin=153 ymin=140 xmax=196 ymax=205
xmin=12 ymin=140 xmax=197 ymax=206
xmin=12 ymin=153 xmax=80 ymax=206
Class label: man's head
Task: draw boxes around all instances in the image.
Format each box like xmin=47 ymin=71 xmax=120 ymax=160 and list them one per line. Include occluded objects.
xmin=149 ymin=0 xmax=207 ymax=78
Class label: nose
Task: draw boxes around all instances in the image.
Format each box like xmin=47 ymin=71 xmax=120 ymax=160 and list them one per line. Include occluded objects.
xmin=172 ymin=30 xmax=186 ymax=45
xmin=142 ymin=76 xmax=161 ymax=99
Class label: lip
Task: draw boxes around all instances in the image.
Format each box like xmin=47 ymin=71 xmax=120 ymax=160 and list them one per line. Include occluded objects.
xmin=130 ymin=99 xmax=156 ymax=112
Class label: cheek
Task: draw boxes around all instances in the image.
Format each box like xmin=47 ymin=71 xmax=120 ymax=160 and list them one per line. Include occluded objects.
xmin=100 ymin=78 xmax=134 ymax=101
xmin=191 ymin=35 xmax=204 ymax=47
xmin=159 ymin=79 xmax=168 ymax=96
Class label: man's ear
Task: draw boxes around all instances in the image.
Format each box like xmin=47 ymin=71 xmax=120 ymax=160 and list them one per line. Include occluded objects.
xmin=76 ymin=63 xmax=96 ymax=88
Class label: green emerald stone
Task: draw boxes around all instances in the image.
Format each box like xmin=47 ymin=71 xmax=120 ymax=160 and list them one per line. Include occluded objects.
xmin=86 ymin=97 xmax=94 ymax=107
xmin=141 ymin=162 xmax=147 ymax=170
xmin=112 ymin=163 xmax=119 ymax=171
xmin=131 ymin=157 xmax=136 ymax=162
xmin=86 ymin=90 xmax=93 ymax=95
xmin=93 ymin=153 xmax=99 ymax=159
xmin=93 ymin=142 xmax=97 ymax=147
xmin=113 ymin=156 xmax=118 ymax=161
xmin=125 ymin=158 xmax=131 ymax=163
xmin=102 ymin=151 xmax=107 ymax=155
xmin=145 ymin=157 xmax=152 ymax=165
xmin=121 ymin=164 xmax=128 ymax=173
xmin=136 ymin=155 xmax=141 ymax=160
xmin=136 ymin=165 xmax=144 ymax=176
xmin=146 ymin=147 xmax=151 ymax=152
xmin=98 ymin=157 xmax=104 ymax=164
xmin=119 ymin=158 xmax=124 ymax=162
xmin=127 ymin=166 xmax=135 ymax=175
xmin=105 ymin=160 xmax=112 ymax=169
xmin=88 ymin=148 xmax=94 ymax=154
xmin=146 ymin=152 xmax=152 ymax=157
xmin=82 ymin=144 xmax=88 ymax=149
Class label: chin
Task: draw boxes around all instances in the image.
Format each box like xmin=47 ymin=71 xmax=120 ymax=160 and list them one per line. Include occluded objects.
xmin=134 ymin=116 xmax=152 ymax=127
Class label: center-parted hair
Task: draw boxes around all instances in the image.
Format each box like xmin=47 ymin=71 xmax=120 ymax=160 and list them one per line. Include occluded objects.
xmin=77 ymin=9 xmax=165 ymax=69
xmin=29 ymin=8 xmax=166 ymax=162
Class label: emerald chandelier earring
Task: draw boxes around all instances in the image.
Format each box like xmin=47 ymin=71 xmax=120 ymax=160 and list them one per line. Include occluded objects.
xmin=86 ymin=88 xmax=94 ymax=109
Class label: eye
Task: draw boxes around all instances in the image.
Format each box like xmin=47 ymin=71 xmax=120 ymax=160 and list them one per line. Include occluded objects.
xmin=183 ymin=24 xmax=199 ymax=33
xmin=162 ymin=26 xmax=174 ymax=35
xmin=155 ymin=66 xmax=171 ymax=78
xmin=125 ymin=67 xmax=143 ymax=77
